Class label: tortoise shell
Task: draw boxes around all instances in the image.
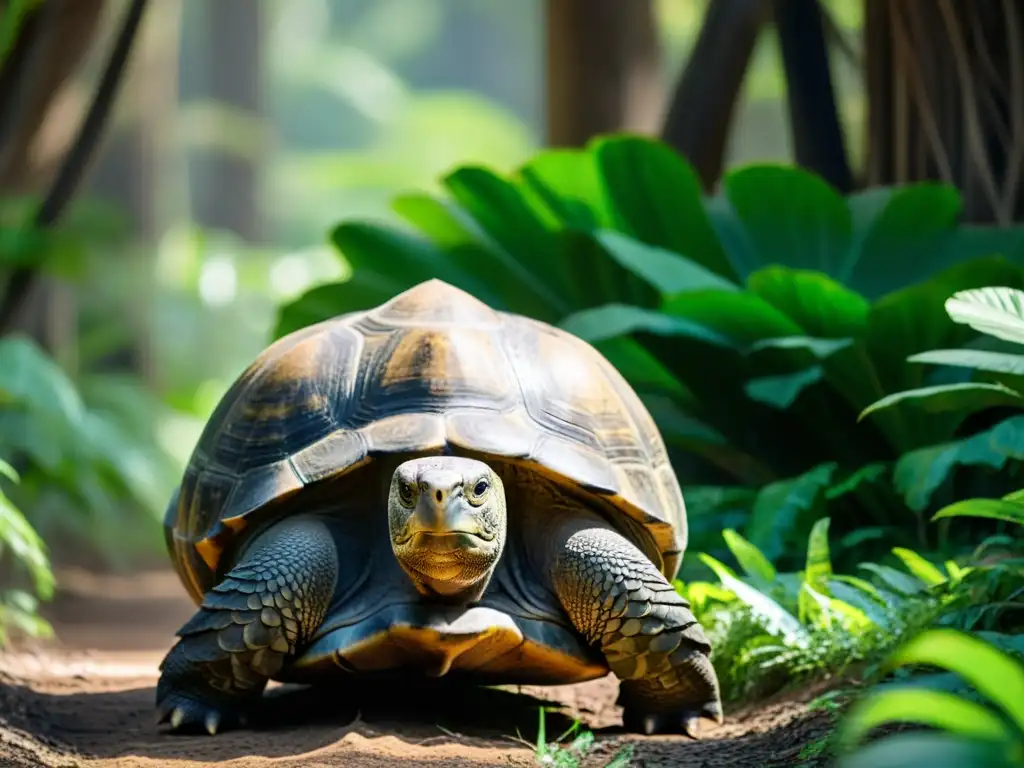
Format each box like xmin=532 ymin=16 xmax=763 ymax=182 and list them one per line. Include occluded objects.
xmin=164 ymin=280 xmax=687 ymax=602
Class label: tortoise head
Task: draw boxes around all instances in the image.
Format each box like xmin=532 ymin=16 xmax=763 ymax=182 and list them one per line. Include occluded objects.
xmin=388 ymin=456 xmax=506 ymax=603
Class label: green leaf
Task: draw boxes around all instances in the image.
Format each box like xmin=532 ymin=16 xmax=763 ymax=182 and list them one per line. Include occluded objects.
xmin=804 ymin=517 xmax=833 ymax=591
xmin=891 ymin=548 xmax=948 ymax=587
xmin=745 ymin=366 xmax=824 ymax=409
xmin=724 ymin=164 xmax=852 ymax=276
xmin=0 ymin=459 xmax=18 ymax=484
xmin=517 ymin=148 xmax=612 ymax=230
xmin=748 ymin=267 xmax=871 ymax=339
xmin=594 ymin=231 xmax=738 ymax=297
xmin=441 ymin=166 xmax=570 ymax=315
xmin=865 ymin=257 xmax=1024 ymax=450
xmin=391 ymin=193 xmax=546 ymax=312
xmin=858 ymin=563 xmax=927 ymax=595
xmin=838 ymin=689 xmax=1014 ymax=749
xmin=848 ymin=183 xmax=964 ymax=299
xmin=827 ymin=578 xmax=891 ymax=630
xmin=826 ymin=463 xmax=889 ymax=501
xmin=799 ymin=517 xmax=834 ymax=625
xmin=721 ymin=529 xmax=776 ymax=585
xmin=945 ymin=286 xmax=1024 ymax=346
xmin=887 ymin=629 xmax=1024 ymax=730
xmin=662 ymin=290 xmax=803 ymax=344
xmin=895 ymin=416 xmax=1024 ymax=512
xmin=908 ymin=349 xmax=1024 ymax=375
xmin=591 ymin=136 xmax=734 ymax=279
xmin=859 ymin=382 xmax=1024 ymax=421
xmin=558 ymin=304 xmax=735 ymax=347
xmin=0 ymin=336 xmax=85 ymax=423
xmin=745 ymin=463 xmax=837 ymax=562
xmin=0 ymin=492 xmax=54 ymax=600
xmin=273 ymin=274 xmax=399 ymax=339
xmin=747 ymin=336 xmax=854 ymax=359
xmin=837 ymin=732 xmax=1013 ymax=768
xmin=697 ymin=553 xmax=807 ymax=643
xmin=931 ymin=499 xmax=1024 ymax=527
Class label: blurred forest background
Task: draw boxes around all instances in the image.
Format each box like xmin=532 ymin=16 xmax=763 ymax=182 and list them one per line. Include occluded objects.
xmin=3 ymin=0 xmax=870 ymax=568
xmin=4 ymin=4 xmax=1024 ymax=761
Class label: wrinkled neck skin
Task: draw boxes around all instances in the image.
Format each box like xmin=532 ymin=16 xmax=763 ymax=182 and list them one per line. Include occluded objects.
xmin=388 ymin=456 xmax=508 ymax=606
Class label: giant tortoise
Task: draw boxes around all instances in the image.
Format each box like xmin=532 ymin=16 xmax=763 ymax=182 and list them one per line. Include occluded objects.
xmin=157 ymin=279 xmax=722 ymax=737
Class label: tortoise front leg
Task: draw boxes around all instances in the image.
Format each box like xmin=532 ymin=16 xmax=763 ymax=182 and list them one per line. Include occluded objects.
xmin=156 ymin=517 xmax=338 ymax=734
xmin=551 ymin=524 xmax=722 ymax=737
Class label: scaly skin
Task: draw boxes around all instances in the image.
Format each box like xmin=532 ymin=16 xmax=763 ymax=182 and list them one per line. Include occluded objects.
xmin=552 ymin=524 xmax=722 ymax=737
xmin=156 ymin=517 xmax=338 ymax=734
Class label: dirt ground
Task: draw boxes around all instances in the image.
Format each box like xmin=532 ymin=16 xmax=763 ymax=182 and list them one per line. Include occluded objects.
xmin=0 ymin=568 xmax=833 ymax=768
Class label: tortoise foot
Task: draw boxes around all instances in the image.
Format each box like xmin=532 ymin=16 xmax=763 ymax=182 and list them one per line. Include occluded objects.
xmin=620 ymin=699 xmax=723 ymax=738
xmin=156 ymin=687 xmax=252 ymax=735
xmin=617 ymin=651 xmax=723 ymax=738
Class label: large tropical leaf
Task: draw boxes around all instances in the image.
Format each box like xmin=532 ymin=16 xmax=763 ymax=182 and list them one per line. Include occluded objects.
xmin=515 ymin=147 xmax=613 ymax=230
xmin=908 ymin=349 xmax=1024 ymax=376
xmin=723 ymin=164 xmax=852 ymax=277
xmin=864 ymin=257 xmax=1024 ymax=451
xmin=846 ymin=183 xmax=962 ymax=299
xmin=895 ymin=415 xmax=1024 ymax=512
xmin=859 ymin=382 xmax=1024 ymax=422
xmin=945 ymin=286 xmax=1024 ymax=345
xmin=591 ymin=135 xmax=734 ymax=279
xmin=744 ymin=462 xmax=837 ymax=563
xmin=932 ymin=498 xmax=1024 ymax=527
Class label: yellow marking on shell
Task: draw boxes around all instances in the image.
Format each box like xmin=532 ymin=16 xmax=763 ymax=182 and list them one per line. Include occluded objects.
xmin=195 ymin=536 xmax=223 ymax=572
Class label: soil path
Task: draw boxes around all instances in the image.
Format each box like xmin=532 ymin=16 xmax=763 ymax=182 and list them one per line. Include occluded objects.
xmin=0 ymin=569 xmax=830 ymax=767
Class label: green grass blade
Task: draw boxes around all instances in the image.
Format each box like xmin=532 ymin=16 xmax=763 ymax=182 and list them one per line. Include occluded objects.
xmin=721 ymin=529 xmax=776 ymax=584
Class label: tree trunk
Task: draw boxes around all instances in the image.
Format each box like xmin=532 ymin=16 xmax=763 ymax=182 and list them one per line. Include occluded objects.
xmin=544 ymin=0 xmax=663 ymax=147
xmin=660 ymin=0 xmax=770 ymax=191
xmin=193 ymin=0 xmax=265 ymax=241
xmin=84 ymin=0 xmax=179 ymax=382
xmin=864 ymin=0 xmax=1024 ymax=224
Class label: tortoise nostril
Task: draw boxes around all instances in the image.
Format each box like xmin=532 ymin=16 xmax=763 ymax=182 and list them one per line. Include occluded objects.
xmin=435 ymin=489 xmax=443 ymax=503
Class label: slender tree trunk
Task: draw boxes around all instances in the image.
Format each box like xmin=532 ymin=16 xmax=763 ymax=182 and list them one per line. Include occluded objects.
xmin=194 ymin=0 xmax=265 ymax=241
xmin=84 ymin=0 xmax=179 ymax=381
xmin=660 ymin=0 xmax=770 ymax=190
xmin=865 ymin=0 xmax=1024 ymax=224
xmin=544 ymin=0 xmax=663 ymax=147
xmin=0 ymin=0 xmax=106 ymax=348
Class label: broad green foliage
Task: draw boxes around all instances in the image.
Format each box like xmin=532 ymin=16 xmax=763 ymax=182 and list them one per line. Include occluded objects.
xmin=0 ymin=459 xmax=53 ymax=644
xmin=275 ymin=135 xmax=1024 ymax=569
xmin=0 ymin=336 xmax=176 ymax=563
xmin=677 ymin=518 xmax=962 ymax=702
xmin=862 ymin=285 xmax=1024 ymax=422
xmin=837 ymin=630 xmax=1024 ymax=768
xmin=679 ymin=502 xmax=1022 ymax=703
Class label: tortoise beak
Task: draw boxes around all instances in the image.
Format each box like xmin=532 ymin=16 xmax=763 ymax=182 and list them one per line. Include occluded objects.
xmin=408 ymin=493 xmax=492 ymax=543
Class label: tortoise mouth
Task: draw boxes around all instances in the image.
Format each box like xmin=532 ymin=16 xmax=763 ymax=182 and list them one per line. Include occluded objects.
xmin=396 ymin=530 xmax=495 ymax=552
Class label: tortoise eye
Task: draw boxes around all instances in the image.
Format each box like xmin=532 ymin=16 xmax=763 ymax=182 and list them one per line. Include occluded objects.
xmin=398 ymin=481 xmax=416 ymax=506
xmin=472 ymin=479 xmax=490 ymax=497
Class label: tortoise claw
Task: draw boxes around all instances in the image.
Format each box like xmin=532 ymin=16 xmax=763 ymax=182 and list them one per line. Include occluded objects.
xmin=623 ymin=702 xmax=722 ymax=738
xmin=156 ymin=691 xmax=248 ymax=736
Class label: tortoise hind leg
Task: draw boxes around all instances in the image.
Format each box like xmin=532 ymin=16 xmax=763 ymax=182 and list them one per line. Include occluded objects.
xmin=551 ymin=524 xmax=722 ymax=737
xmin=157 ymin=517 xmax=338 ymax=734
